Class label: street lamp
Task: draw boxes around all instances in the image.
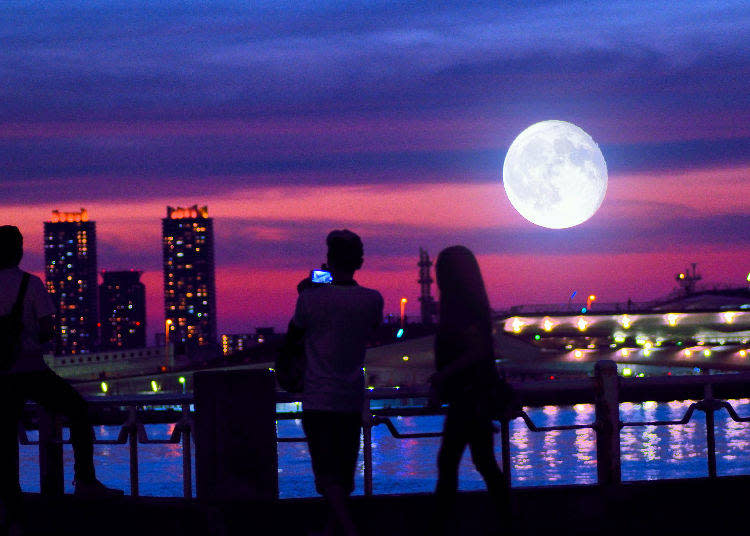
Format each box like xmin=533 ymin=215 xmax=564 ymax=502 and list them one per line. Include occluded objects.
xmin=165 ymin=318 xmax=173 ymax=345
xmin=164 ymin=319 xmax=173 ymax=371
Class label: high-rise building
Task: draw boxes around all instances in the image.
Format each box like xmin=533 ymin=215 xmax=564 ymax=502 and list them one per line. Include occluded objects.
xmin=99 ymin=270 xmax=146 ymax=349
xmin=44 ymin=208 xmax=98 ymax=355
xmin=162 ymin=205 xmax=217 ymax=347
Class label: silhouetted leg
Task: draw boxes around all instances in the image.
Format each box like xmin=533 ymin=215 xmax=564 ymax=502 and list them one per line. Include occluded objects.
xmin=25 ymin=369 xmax=95 ymax=483
xmin=467 ymin=418 xmax=504 ymax=497
xmin=435 ymin=407 xmax=468 ymax=535
xmin=436 ymin=408 xmax=467 ymax=498
xmin=468 ymin=418 xmax=511 ymax=533
xmin=303 ymin=411 xmax=361 ymax=536
xmin=0 ymin=376 xmax=25 ymax=525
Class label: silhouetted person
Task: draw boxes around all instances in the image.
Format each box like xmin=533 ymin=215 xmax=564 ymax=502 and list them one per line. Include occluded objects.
xmin=290 ymin=230 xmax=383 ymax=536
xmin=429 ymin=245 xmax=509 ymax=534
xmin=0 ymin=226 xmax=121 ymax=532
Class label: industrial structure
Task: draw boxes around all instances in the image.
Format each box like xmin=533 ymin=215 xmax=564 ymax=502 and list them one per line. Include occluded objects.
xmin=417 ymin=247 xmax=437 ymax=325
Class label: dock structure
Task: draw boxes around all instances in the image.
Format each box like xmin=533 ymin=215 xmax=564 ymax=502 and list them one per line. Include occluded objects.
xmin=12 ymin=364 xmax=750 ymax=535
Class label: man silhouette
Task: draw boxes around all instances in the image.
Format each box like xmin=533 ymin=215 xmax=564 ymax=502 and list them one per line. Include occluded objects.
xmin=290 ymin=230 xmax=383 ymax=536
xmin=0 ymin=226 xmax=121 ymax=532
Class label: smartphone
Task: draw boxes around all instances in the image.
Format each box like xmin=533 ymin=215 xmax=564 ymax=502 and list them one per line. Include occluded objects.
xmin=310 ymin=269 xmax=333 ymax=284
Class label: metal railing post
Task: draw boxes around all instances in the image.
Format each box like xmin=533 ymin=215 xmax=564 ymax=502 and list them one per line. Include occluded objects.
xmin=594 ymin=360 xmax=621 ymax=485
xmin=704 ymin=384 xmax=717 ymax=478
xmin=500 ymin=417 xmax=512 ymax=487
xmin=181 ymin=403 xmax=193 ymax=499
xmin=362 ymin=401 xmax=373 ymax=496
xmin=38 ymin=410 xmax=63 ymax=496
xmin=127 ymin=406 xmax=139 ymax=497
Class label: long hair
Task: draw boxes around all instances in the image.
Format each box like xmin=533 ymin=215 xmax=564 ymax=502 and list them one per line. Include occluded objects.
xmin=435 ymin=245 xmax=491 ymax=332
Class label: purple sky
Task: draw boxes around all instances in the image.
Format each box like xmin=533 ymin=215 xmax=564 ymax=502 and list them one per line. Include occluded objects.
xmin=2 ymin=1 xmax=749 ymax=336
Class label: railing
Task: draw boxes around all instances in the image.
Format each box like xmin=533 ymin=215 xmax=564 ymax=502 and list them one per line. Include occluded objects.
xmin=20 ymin=363 xmax=750 ymax=500
xmin=20 ymin=393 xmax=194 ymax=498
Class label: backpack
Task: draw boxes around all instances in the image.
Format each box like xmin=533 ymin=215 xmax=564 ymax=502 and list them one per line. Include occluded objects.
xmin=274 ymin=319 xmax=306 ymax=393
xmin=0 ymin=272 xmax=30 ymax=371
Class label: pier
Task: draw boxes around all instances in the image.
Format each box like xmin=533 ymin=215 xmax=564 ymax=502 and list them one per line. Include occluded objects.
xmin=13 ymin=362 xmax=750 ymax=535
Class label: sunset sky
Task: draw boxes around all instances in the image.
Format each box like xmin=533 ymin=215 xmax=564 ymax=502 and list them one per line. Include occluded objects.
xmin=2 ymin=1 xmax=749 ymax=337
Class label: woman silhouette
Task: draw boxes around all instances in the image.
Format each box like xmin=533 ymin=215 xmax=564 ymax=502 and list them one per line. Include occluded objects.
xmin=430 ymin=245 xmax=509 ymax=528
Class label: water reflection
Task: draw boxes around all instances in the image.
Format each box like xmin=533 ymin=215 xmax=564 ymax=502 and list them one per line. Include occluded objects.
xmin=16 ymin=400 xmax=750 ymax=497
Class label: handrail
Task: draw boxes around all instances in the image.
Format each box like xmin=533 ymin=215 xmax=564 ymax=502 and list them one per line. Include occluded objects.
xmin=20 ymin=366 xmax=750 ymax=499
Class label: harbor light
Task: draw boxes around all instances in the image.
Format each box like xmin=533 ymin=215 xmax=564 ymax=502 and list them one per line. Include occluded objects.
xmin=619 ymin=315 xmax=632 ymax=329
xmin=178 ymin=376 xmax=186 ymax=384
xmin=402 ymin=355 xmax=409 ymax=362
xmin=740 ymin=350 xmax=747 ymax=358
xmin=703 ymin=349 xmax=712 ymax=357
xmin=510 ymin=317 xmax=525 ymax=333
xmin=101 ymin=381 xmax=108 ymax=394
xmin=542 ymin=317 xmax=555 ymax=331
xmin=150 ymin=380 xmax=160 ymax=392
xmin=576 ymin=317 xmax=588 ymax=331
xmin=574 ymin=349 xmax=583 ymax=359
xmin=666 ymin=313 xmax=679 ymax=327
xmin=622 ymin=368 xmax=633 ymax=377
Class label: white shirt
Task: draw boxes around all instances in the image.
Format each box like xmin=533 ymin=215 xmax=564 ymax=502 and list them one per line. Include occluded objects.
xmin=293 ymin=282 xmax=383 ymax=412
xmin=0 ymin=267 xmax=56 ymax=372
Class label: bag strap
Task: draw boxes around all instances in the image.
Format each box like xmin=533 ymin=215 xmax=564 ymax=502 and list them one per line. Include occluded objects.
xmin=10 ymin=272 xmax=30 ymax=317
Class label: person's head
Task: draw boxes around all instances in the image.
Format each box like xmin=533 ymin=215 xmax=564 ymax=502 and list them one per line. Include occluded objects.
xmin=0 ymin=226 xmax=23 ymax=269
xmin=326 ymin=229 xmax=364 ymax=274
xmin=435 ymin=245 xmax=490 ymax=328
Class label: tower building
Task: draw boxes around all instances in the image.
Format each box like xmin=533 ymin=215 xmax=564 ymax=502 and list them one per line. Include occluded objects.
xmin=44 ymin=208 xmax=98 ymax=354
xmin=100 ymin=270 xmax=146 ymax=349
xmin=418 ymin=248 xmax=437 ymax=325
xmin=162 ymin=205 xmax=217 ymax=347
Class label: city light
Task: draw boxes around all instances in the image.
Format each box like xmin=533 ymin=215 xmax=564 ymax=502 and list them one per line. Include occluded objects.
xmin=178 ymin=376 xmax=186 ymax=384
xmin=510 ymin=317 xmax=525 ymax=334
xmin=101 ymin=381 xmax=108 ymax=393
xmin=722 ymin=311 xmax=738 ymax=324
xmin=666 ymin=313 xmax=679 ymax=327
xmin=622 ymin=368 xmax=632 ymax=377
xmin=150 ymin=380 xmax=160 ymax=392
xmin=619 ymin=315 xmax=632 ymax=329
xmin=402 ymin=355 xmax=409 ymax=362
xmin=542 ymin=317 xmax=555 ymax=331
xmin=576 ymin=317 xmax=588 ymax=331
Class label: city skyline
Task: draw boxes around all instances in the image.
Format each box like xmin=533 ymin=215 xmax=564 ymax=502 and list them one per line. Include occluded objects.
xmin=2 ymin=2 xmax=749 ymax=337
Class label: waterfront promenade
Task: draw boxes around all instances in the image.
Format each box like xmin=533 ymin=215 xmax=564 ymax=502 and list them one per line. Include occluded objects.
xmin=12 ymin=363 xmax=750 ymax=535
xmin=18 ymin=474 xmax=750 ymax=535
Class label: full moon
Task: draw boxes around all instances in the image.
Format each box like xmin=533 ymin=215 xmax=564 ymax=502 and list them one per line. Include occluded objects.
xmin=502 ymin=120 xmax=607 ymax=229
